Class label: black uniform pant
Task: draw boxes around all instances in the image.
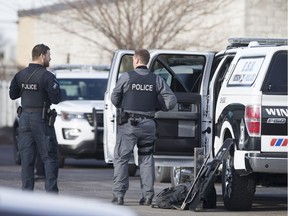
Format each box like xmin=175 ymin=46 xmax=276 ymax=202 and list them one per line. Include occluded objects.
xmin=17 ymin=111 xmax=58 ymax=192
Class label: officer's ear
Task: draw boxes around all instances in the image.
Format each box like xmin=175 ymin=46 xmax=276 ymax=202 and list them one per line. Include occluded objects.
xmin=35 ymin=53 xmax=43 ymax=64
xmin=42 ymin=52 xmax=48 ymax=60
xmin=134 ymin=56 xmax=140 ymax=64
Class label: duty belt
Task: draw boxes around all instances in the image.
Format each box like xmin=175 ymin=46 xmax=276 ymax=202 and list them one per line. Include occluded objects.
xmin=22 ymin=107 xmax=43 ymax=112
xmin=128 ymin=113 xmax=154 ymax=119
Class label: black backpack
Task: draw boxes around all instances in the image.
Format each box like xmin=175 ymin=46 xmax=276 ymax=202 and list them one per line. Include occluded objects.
xmin=153 ymin=184 xmax=189 ymax=209
xmin=153 ymin=183 xmax=217 ymax=210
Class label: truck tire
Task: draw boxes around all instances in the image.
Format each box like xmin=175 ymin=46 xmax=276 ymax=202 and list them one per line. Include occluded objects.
xmin=155 ymin=166 xmax=171 ymax=183
xmin=128 ymin=164 xmax=137 ymax=176
xmin=170 ymin=167 xmax=193 ymax=186
xmin=222 ymin=147 xmax=256 ymax=211
xmin=170 ymin=167 xmax=180 ymax=186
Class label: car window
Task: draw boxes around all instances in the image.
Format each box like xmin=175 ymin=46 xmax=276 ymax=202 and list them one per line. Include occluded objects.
xmin=119 ymin=55 xmax=134 ymax=76
xmin=151 ymin=54 xmax=205 ymax=93
xmin=261 ymin=51 xmax=288 ymax=95
xmin=227 ymin=57 xmax=265 ymax=87
xmin=58 ymin=78 xmax=108 ymax=100
xmin=116 ymin=53 xmax=206 ymax=93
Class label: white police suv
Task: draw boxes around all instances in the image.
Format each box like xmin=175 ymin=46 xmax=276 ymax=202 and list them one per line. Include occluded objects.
xmin=50 ymin=64 xmax=109 ymax=167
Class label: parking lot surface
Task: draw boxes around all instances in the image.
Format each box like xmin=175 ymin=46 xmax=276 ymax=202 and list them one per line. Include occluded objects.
xmin=0 ymin=144 xmax=287 ymax=216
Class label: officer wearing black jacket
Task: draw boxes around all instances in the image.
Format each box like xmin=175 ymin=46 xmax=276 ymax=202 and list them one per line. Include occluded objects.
xmin=9 ymin=44 xmax=61 ymax=192
xmin=111 ymin=49 xmax=177 ymax=205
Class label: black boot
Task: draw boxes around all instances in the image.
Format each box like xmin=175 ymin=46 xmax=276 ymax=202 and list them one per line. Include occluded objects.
xmin=112 ymin=197 xmax=124 ymax=205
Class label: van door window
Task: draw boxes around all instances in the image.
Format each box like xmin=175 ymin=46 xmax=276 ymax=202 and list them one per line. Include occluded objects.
xmin=117 ymin=54 xmax=134 ymax=79
xmin=228 ymin=57 xmax=265 ymax=86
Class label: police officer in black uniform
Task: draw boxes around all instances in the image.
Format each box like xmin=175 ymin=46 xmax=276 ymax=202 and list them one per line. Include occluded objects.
xmin=9 ymin=44 xmax=61 ymax=192
xmin=111 ymin=49 xmax=177 ymax=205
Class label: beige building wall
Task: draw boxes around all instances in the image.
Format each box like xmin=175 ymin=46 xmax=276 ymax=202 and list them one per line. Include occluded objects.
xmin=17 ymin=6 xmax=114 ymax=67
xmin=175 ymin=0 xmax=246 ymax=51
xmin=16 ymin=0 xmax=288 ymax=68
xmin=16 ymin=17 xmax=37 ymax=67
xmin=245 ymin=0 xmax=287 ymax=37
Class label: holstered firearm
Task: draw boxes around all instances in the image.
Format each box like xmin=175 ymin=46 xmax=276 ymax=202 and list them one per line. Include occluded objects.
xmin=117 ymin=108 xmax=128 ymax=125
xmin=48 ymin=109 xmax=57 ymax=127
xmin=17 ymin=106 xmax=22 ymax=118
xmin=130 ymin=115 xmax=139 ymax=126
xmin=42 ymin=101 xmax=57 ymax=127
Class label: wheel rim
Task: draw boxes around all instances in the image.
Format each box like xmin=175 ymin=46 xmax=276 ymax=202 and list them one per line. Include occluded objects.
xmin=155 ymin=166 xmax=161 ymax=174
xmin=171 ymin=167 xmax=181 ymax=186
xmin=155 ymin=166 xmax=162 ymax=178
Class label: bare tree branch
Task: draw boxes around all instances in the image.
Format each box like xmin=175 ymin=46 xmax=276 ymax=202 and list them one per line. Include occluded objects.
xmin=22 ymin=0 xmax=229 ymax=53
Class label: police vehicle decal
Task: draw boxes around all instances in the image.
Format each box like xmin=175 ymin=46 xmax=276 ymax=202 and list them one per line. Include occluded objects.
xmin=262 ymin=136 xmax=288 ymax=152
xmin=227 ymin=57 xmax=264 ymax=86
xmin=261 ymin=106 xmax=288 ymax=136
xmin=270 ymin=138 xmax=288 ymax=147
xmin=264 ymin=107 xmax=288 ymax=118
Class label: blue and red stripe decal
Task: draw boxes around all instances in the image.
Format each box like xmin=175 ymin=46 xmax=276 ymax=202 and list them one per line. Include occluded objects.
xmin=270 ymin=138 xmax=288 ymax=146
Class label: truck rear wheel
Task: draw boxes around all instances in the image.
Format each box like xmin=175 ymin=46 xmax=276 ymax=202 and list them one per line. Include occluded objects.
xmin=155 ymin=166 xmax=170 ymax=183
xmin=170 ymin=167 xmax=193 ymax=186
xmin=128 ymin=164 xmax=137 ymax=176
xmin=170 ymin=166 xmax=181 ymax=186
xmin=222 ymin=147 xmax=256 ymax=211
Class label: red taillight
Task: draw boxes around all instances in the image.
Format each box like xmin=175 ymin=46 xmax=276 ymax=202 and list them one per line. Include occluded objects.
xmin=245 ymin=105 xmax=261 ymax=136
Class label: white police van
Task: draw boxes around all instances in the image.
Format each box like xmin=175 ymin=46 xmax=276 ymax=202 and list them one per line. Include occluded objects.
xmin=103 ymin=38 xmax=288 ymax=210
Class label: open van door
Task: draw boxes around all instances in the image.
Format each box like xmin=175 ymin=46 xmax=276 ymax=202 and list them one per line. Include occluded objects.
xmin=103 ymin=50 xmax=134 ymax=163
xmin=103 ymin=49 xmax=215 ymax=169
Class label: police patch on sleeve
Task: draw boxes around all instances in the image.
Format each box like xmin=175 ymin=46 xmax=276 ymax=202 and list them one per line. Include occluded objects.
xmin=53 ymin=82 xmax=58 ymax=89
xmin=52 ymin=78 xmax=60 ymax=89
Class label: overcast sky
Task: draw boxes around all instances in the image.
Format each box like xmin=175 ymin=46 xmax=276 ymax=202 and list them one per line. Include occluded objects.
xmin=0 ymin=0 xmax=58 ymax=44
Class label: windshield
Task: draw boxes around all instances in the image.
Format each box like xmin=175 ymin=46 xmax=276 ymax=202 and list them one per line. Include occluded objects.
xmin=58 ymin=78 xmax=108 ymax=101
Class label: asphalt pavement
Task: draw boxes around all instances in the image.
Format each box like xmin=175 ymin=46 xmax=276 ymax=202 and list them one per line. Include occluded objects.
xmin=0 ymin=143 xmax=287 ymax=216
